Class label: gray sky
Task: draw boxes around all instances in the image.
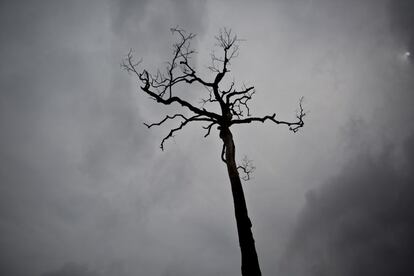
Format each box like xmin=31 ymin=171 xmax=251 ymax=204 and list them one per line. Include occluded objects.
xmin=0 ymin=0 xmax=413 ymax=275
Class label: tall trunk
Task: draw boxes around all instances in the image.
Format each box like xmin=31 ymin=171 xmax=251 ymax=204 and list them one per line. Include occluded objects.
xmin=220 ymin=127 xmax=262 ymax=276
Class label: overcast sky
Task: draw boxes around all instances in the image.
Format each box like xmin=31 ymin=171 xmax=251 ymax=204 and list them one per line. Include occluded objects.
xmin=0 ymin=0 xmax=413 ymax=275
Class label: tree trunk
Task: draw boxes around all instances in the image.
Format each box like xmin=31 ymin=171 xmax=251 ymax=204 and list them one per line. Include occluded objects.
xmin=220 ymin=127 xmax=262 ymax=276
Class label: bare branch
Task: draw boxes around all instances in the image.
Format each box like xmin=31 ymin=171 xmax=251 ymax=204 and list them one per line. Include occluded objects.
xmin=230 ymin=97 xmax=306 ymax=132
xmin=237 ymin=156 xmax=256 ymax=181
xmin=221 ymin=81 xmax=235 ymax=97
xmin=206 ymin=29 xmax=244 ymax=113
xmin=144 ymin=114 xmax=187 ymax=128
xmin=226 ymin=85 xmax=254 ymax=103
xmin=227 ymin=85 xmax=256 ymax=119
xmin=121 ymin=49 xmax=143 ymax=78
xmin=215 ymin=28 xmax=240 ymax=66
xmin=141 ymin=84 xmax=221 ymax=120
xmin=122 ymin=29 xmax=215 ymax=103
xmin=200 ymin=87 xmax=218 ymax=106
xmin=210 ymin=28 xmax=242 ymax=87
xmin=158 ymin=114 xmax=215 ymax=150
xmin=203 ymin=121 xmax=216 ymax=137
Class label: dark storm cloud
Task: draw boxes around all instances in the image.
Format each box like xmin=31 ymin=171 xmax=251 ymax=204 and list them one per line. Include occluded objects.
xmin=279 ymin=133 xmax=414 ymax=276
xmin=389 ymin=0 xmax=414 ymax=51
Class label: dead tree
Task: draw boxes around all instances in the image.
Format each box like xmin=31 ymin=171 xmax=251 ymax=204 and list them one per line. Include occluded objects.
xmin=122 ymin=28 xmax=305 ymax=276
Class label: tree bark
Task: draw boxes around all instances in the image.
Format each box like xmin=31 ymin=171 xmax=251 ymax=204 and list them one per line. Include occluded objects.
xmin=220 ymin=127 xmax=262 ymax=276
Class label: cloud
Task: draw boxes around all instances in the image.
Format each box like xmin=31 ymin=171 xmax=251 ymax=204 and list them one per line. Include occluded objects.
xmin=0 ymin=1 xmax=212 ymax=275
xmin=41 ymin=263 xmax=99 ymax=276
xmin=41 ymin=261 xmax=132 ymax=276
xmin=280 ymin=132 xmax=414 ymax=276
xmin=1 ymin=0 xmax=413 ymax=275
xmin=278 ymin=2 xmax=414 ymax=273
xmin=277 ymin=1 xmax=414 ymax=275
xmin=389 ymin=0 xmax=414 ymax=51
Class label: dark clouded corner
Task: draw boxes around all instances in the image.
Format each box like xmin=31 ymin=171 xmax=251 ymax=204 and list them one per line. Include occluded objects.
xmin=1 ymin=0 xmax=414 ymax=276
xmin=389 ymin=0 xmax=414 ymax=52
xmin=279 ymin=134 xmax=414 ymax=276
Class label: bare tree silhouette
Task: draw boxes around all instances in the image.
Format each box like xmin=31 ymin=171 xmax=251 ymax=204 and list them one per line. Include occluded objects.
xmin=122 ymin=27 xmax=305 ymax=276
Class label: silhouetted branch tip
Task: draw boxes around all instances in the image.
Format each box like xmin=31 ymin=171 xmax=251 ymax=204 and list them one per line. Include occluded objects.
xmin=203 ymin=122 xmax=216 ymax=138
xmin=237 ymin=156 xmax=256 ymax=181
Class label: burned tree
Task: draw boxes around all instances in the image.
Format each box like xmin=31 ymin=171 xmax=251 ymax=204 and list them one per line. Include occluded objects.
xmin=122 ymin=28 xmax=305 ymax=276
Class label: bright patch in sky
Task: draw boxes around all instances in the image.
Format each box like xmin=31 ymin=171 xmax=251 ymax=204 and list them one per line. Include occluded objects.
xmin=398 ymin=51 xmax=411 ymax=62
